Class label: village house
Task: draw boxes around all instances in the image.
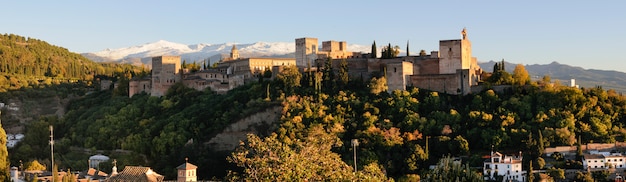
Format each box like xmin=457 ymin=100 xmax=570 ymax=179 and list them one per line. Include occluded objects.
xmin=483 ymin=151 xmax=526 ymax=182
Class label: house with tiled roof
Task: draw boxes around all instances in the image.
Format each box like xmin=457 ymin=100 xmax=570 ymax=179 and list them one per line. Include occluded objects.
xmin=176 ymin=159 xmax=198 ymax=182
xmin=105 ymin=166 xmax=164 ymax=182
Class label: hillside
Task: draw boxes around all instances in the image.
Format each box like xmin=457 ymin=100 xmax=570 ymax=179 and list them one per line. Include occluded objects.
xmin=0 ymin=33 xmax=144 ymax=92
xmin=11 ymin=70 xmax=625 ymax=180
xmin=480 ymin=61 xmax=626 ymax=93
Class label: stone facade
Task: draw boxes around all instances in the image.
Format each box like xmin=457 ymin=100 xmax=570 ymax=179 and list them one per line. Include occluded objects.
xmin=296 ymin=38 xmax=363 ymax=68
xmin=151 ymin=56 xmax=182 ymax=97
xmin=295 ymin=37 xmax=318 ymax=67
xmin=387 ymin=61 xmax=414 ymax=92
xmin=129 ymin=47 xmax=295 ymax=97
xmin=312 ymin=29 xmax=482 ymax=95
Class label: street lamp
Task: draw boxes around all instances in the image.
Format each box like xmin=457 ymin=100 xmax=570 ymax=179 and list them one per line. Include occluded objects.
xmin=351 ymin=139 xmax=359 ymax=172
xmin=49 ymin=125 xmax=54 ymax=172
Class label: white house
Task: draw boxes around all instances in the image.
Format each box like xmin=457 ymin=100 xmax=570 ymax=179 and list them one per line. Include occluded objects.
xmin=583 ymin=151 xmax=626 ymax=169
xmin=484 ymin=151 xmax=526 ymax=182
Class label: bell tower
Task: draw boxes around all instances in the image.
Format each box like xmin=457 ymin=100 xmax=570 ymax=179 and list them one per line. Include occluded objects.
xmin=230 ymin=44 xmax=240 ymax=60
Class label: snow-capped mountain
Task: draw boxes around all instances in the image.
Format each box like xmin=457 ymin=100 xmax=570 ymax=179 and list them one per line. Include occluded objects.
xmin=83 ymin=40 xmax=371 ymax=66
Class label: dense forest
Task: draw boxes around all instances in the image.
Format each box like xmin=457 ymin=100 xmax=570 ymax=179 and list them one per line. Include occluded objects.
xmin=0 ymin=33 xmax=145 ymax=92
xmin=7 ymin=60 xmax=626 ymax=181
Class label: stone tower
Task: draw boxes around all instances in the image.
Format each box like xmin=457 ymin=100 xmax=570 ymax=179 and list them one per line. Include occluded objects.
xmin=151 ymin=56 xmax=181 ymax=97
xmin=295 ymin=37 xmax=318 ymax=67
xmin=438 ymin=28 xmax=472 ymax=74
xmin=176 ymin=158 xmax=198 ymax=182
xmin=230 ymin=44 xmax=239 ymax=60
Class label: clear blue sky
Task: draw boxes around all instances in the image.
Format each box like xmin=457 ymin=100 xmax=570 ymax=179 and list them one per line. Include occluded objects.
xmin=2 ymin=1 xmax=625 ymax=72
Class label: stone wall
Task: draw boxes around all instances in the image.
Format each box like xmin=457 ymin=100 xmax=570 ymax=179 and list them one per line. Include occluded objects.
xmin=409 ymin=73 xmax=462 ymax=94
xmin=206 ymin=106 xmax=282 ymax=151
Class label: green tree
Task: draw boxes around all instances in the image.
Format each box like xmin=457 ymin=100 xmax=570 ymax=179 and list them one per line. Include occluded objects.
xmin=369 ymin=77 xmax=387 ymax=95
xmin=512 ymin=64 xmax=530 ymax=86
xmin=24 ymin=160 xmax=46 ymax=171
xmin=227 ymin=125 xmax=390 ymax=181
xmin=52 ymin=164 xmax=58 ymax=182
xmin=528 ymin=160 xmax=534 ymax=182
xmin=419 ymin=50 xmax=426 ymax=56
xmin=574 ymin=171 xmax=593 ymax=182
xmin=406 ymin=40 xmax=410 ymax=56
xmin=538 ymin=130 xmax=545 ymax=157
xmin=591 ymin=170 xmax=610 ymax=182
xmin=0 ymin=112 xmax=8 ymax=182
xmin=275 ymin=65 xmax=302 ymax=95
xmin=371 ymin=41 xmax=377 ymax=58
xmin=547 ymin=167 xmax=565 ymax=181
xmin=534 ymin=157 xmax=545 ymax=169
xmin=337 ymin=58 xmax=349 ymax=88
xmin=61 ymin=168 xmax=77 ymax=182
xmin=423 ymin=156 xmax=482 ymax=182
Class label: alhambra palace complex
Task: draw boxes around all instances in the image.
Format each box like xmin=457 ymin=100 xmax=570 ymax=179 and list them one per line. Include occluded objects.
xmin=128 ymin=29 xmax=483 ymax=97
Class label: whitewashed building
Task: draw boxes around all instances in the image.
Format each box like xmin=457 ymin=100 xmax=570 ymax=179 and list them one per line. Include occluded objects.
xmin=484 ymin=151 xmax=526 ymax=182
xmin=583 ymin=151 xmax=626 ymax=169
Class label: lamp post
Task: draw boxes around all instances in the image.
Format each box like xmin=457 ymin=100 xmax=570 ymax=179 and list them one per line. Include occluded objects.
xmin=351 ymin=139 xmax=359 ymax=172
xmin=49 ymin=125 xmax=54 ymax=172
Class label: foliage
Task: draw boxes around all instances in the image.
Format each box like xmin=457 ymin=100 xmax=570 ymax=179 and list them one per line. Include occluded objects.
xmin=534 ymin=157 xmax=545 ymax=170
xmin=574 ymin=171 xmax=593 ymax=182
xmin=546 ymin=167 xmax=565 ymax=181
xmin=369 ymin=77 xmax=387 ymax=95
xmin=24 ymin=160 xmax=46 ymax=171
xmin=422 ymin=156 xmax=482 ymax=182
xmin=275 ymin=65 xmax=301 ymax=95
xmin=227 ymin=125 xmax=390 ymax=181
xmin=0 ymin=114 xmax=7 ymax=182
xmin=512 ymin=64 xmax=530 ymax=86
xmin=591 ymin=170 xmax=610 ymax=182
xmin=381 ymin=43 xmax=400 ymax=59
xmin=371 ymin=41 xmax=377 ymax=58
xmin=0 ymin=33 xmax=143 ymax=92
xmin=6 ymin=52 xmax=626 ymax=181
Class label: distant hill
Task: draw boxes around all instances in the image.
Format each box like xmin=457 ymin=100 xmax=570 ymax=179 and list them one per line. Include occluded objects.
xmin=0 ymin=33 xmax=142 ymax=91
xmin=82 ymin=40 xmax=370 ymax=67
xmin=480 ymin=61 xmax=626 ymax=93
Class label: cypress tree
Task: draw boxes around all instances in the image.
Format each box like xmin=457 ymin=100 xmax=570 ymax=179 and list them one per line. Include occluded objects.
xmin=406 ymin=40 xmax=410 ymax=56
xmin=528 ymin=160 xmax=534 ymax=182
xmin=493 ymin=62 xmax=499 ymax=72
xmin=538 ymin=130 xmax=544 ymax=157
xmin=371 ymin=41 xmax=377 ymax=58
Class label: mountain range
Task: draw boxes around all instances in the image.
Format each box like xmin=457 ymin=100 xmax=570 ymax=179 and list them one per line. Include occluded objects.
xmin=81 ymin=40 xmax=370 ymax=66
xmin=82 ymin=40 xmax=626 ymax=93
xmin=479 ymin=61 xmax=626 ymax=93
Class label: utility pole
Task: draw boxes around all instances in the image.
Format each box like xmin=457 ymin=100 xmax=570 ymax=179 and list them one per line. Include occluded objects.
xmin=351 ymin=139 xmax=359 ymax=172
xmin=49 ymin=125 xmax=54 ymax=172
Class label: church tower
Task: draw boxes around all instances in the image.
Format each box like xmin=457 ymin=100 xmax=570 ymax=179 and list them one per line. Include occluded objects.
xmin=230 ymin=44 xmax=240 ymax=60
xmin=177 ymin=158 xmax=198 ymax=182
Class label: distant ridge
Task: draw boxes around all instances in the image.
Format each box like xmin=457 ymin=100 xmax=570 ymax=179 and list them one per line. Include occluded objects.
xmin=479 ymin=61 xmax=626 ymax=93
xmin=83 ymin=40 xmax=370 ymax=66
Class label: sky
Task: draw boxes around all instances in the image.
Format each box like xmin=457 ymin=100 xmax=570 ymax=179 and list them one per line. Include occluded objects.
xmin=2 ymin=1 xmax=625 ymax=72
